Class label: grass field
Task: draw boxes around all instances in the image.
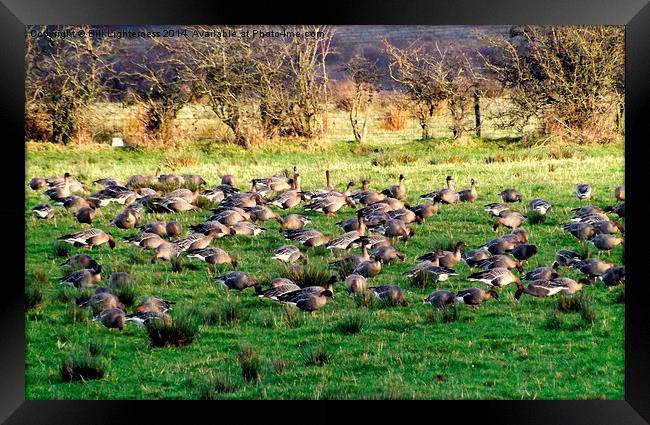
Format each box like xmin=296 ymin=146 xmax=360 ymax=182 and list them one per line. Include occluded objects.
xmin=25 ymin=137 xmax=625 ymax=400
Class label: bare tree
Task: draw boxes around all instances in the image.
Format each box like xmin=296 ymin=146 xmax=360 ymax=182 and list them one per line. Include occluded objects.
xmin=477 ymin=25 xmax=624 ymax=143
xmin=335 ymin=55 xmax=379 ymax=143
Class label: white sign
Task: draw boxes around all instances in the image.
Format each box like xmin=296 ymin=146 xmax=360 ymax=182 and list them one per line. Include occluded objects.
xmin=111 ymin=137 xmax=124 ymax=147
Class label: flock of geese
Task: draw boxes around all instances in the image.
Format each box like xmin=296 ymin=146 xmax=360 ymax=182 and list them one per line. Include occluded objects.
xmin=28 ymin=167 xmax=625 ymax=331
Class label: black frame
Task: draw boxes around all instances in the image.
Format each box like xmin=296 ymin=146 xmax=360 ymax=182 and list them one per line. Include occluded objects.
xmin=3 ymin=0 xmax=649 ymax=423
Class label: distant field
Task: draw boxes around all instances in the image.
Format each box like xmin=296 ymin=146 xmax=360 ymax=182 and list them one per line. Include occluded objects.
xmin=25 ymin=138 xmax=624 ymax=399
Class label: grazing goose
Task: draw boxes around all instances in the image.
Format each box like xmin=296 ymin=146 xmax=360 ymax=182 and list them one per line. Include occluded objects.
xmin=151 ymin=242 xmax=180 ymax=263
xmin=44 ymin=173 xmax=73 ymax=201
xmin=304 ymin=194 xmax=354 ymax=217
xmin=190 ymin=221 xmax=233 ymax=238
xmin=357 ymin=235 xmax=391 ymax=249
xmin=351 ymin=179 xmax=385 ymax=206
xmin=600 ymin=266 xmax=625 ymax=286
xmin=29 ymin=177 xmax=47 ymax=190
xmin=604 ymin=203 xmax=625 ymax=218
xmin=352 ymin=256 xmax=382 ymax=278
xmin=141 ymin=221 xmax=183 ymax=239
xmin=421 ymin=176 xmax=458 ymax=204
xmin=285 ymin=228 xmax=326 ymax=245
xmin=109 ymin=272 xmax=132 ymax=289
xmin=154 ymin=197 xmax=199 ymax=213
xmin=528 ymin=198 xmax=551 ymax=215
xmin=482 ymin=236 xmax=522 ymax=255
xmin=374 ymin=219 xmax=414 ymax=244
xmin=111 ymin=206 xmax=142 ymax=229
xmin=592 ymin=220 xmax=624 ymax=235
xmin=75 ymin=206 xmax=96 ymax=226
xmin=345 ymin=274 xmax=368 ymax=294
xmin=93 ymin=177 xmax=122 ymax=188
xmin=281 ymin=289 xmax=333 ymax=313
xmin=58 ymin=228 xmax=116 ymax=249
xmin=187 ymin=247 xmax=237 ymax=269
xmin=230 ymin=221 xmax=266 ymax=236
xmin=260 ymin=282 xmax=301 ymax=300
xmin=514 ymin=279 xmax=578 ymax=300
xmin=575 ymin=183 xmax=593 ymax=200
xmin=424 ymin=290 xmax=456 ymax=308
xmin=167 ymin=188 xmax=199 ymax=204
xmin=402 ymin=259 xmax=440 ymax=275
xmin=277 ymin=214 xmax=310 ymax=231
xmin=387 ymin=208 xmax=421 ymax=225
xmin=215 ymin=272 xmax=261 ymax=293
xmin=124 ymin=232 xmax=165 ymax=250
xmin=95 ymin=308 xmax=126 ymax=331
xmin=270 ymin=172 xmax=303 ymax=209
xmin=417 ymin=241 xmax=467 ymax=268
xmin=463 ymin=249 xmax=492 ymax=268
xmin=208 ymin=208 xmax=250 ymax=226
xmin=573 ymin=259 xmax=614 ymax=281
xmin=183 ymin=174 xmax=207 ymax=187
xmin=220 ymin=192 xmax=264 ymax=209
xmin=32 ymin=204 xmax=54 ymax=220
xmin=246 ymin=205 xmax=281 ymax=222
xmin=590 ymin=234 xmax=624 ymax=252
xmin=158 ymin=172 xmax=184 ymax=185
xmin=252 ymin=173 xmax=291 ymax=193
xmin=614 ymin=185 xmax=625 ymax=202
xmin=133 ymin=296 xmax=175 ymax=314
xmin=562 ymin=222 xmax=599 ymax=245
xmin=221 ymin=174 xmax=236 ymax=186
xmin=552 ymin=249 xmax=585 ymax=269
xmin=455 ymin=288 xmax=499 ymax=307
xmin=498 ymin=188 xmax=523 ymax=203
xmin=476 ymin=255 xmax=524 ymax=273
xmin=60 ymin=254 xmax=99 ymax=271
xmin=125 ymin=168 xmax=161 ymax=188
xmin=272 ymin=245 xmax=306 ymax=264
xmin=410 ymin=201 xmax=440 ymax=221
xmin=78 ymin=292 xmax=125 ymax=315
xmin=60 ymin=265 xmax=102 ymax=288
xmin=523 ymin=267 xmax=559 ymax=281
xmin=381 ymin=174 xmax=406 ymax=200
xmin=174 ymin=232 xmax=217 ymax=252
xmin=405 ymin=265 xmax=458 ymax=282
xmin=572 ymin=205 xmax=603 ymax=217
xmin=484 ymin=203 xmax=510 ymax=217
xmin=467 ymin=267 xmax=521 ymax=289
xmin=336 ymin=216 xmax=366 ymax=232
xmin=329 ymin=241 xmax=370 ymax=269
xmin=326 ymin=217 xmax=366 ymax=250
xmin=370 ymin=285 xmax=408 ymax=306
xmin=493 ymin=211 xmax=525 ymax=231
xmin=56 ymin=195 xmax=90 ymax=211
xmin=371 ymin=244 xmax=405 ymax=264
xmin=511 ymin=244 xmax=538 ymax=262
xmin=570 ymin=211 xmax=610 ymax=224
xmin=458 ymin=179 xmax=478 ymax=203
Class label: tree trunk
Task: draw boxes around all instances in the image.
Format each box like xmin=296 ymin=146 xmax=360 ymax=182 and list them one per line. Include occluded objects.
xmin=474 ymin=90 xmax=481 ymax=138
xmin=51 ymin=105 xmax=74 ymax=145
xmin=421 ymin=121 xmax=430 ymax=140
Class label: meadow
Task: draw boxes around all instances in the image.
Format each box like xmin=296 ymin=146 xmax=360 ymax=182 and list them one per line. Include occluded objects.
xmin=25 ymin=136 xmax=625 ymax=400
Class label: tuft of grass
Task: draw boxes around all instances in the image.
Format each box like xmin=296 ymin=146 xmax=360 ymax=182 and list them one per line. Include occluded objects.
xmin=557 ymin=293 xmax=593 ymax=313
xmin=526 ymin=211 xmax=546 ymax=224
xmin=612 ymin=287 xmax=625 ymax=304
xmin=302 ymin=344 xmax=333 ymax=366
xmin=238 ymin=345 xmax=262 ymax=382
xmin=544 ymin=312 xmax=564 ymax=330
xmin=410 ymin=271 xmax=435 ymax=288
xmin=164 ymin=152 xmax=199 ymax=169
xmin=271 ymin=357 xmax=288 ymax=373
xmin=85 ymin=340 xmax=105 ymax=357
xmin=145 ymin=311 xmax=200 ymax=348
xmin=25 ymin=286 xmax=45 ymax=311
xmin=198 ymin=374 xmax=238 ymax=399
xmin=195 ymin=196 xmax=214 ymax=210
xmin=282 ymin=305 xmax=305 ymax=329
xmin=334 ymin=261 xmax=356 ymax=281
xmin=580 ymin=301 xmax=597 ymax=325
xmin=171 ymin=257 xmax=184 ymax=273
xmin=280 ymin=263 xmax=334 ymax=288
xmin=30 ymin=269 xmax=50 ymax=286
xmin=371 ymin=152 xmax=417 ymax=167
xmin=113 ymin=284 xmax=136 ymax=308
xmin=60 ymin=354 xmax=105 ymax=382
xmin=64 ymin=301 xmax=93 ymax=324
xmin=217 ymin=301 xmax=246 ymax=326
xmin=353 ymin=291 xmax=376 ymax=308
xmin=54 ymin=243 xmax=72 ymax=258
xmin=425 ymin=305 xmax=460 ymax=324
xmin=336 ymin=314 xmax=367 ymax=335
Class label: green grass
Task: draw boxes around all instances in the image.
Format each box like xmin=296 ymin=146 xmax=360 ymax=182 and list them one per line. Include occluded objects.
xmin=25 ymin=137 xmax=624 ymax=399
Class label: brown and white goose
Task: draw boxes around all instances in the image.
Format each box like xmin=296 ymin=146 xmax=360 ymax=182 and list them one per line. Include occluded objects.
xmin=467 ymin=267 xmax=521 ymax=289
xmin=58 ymin=228 xmax=116 ymax=249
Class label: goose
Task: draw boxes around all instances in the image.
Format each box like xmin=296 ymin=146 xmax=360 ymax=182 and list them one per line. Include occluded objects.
xmin=272 ymin=245 xmax=306 ymax=264
xmin=417 ymin=241 xmax=467 ymax=268
xmin=590 ymin=234 xmax=624 ymax=252
xmin=329 ymin=241 xmax=370 ymax=270
xmin=109 ymin=272 xmax=133 ymax=289
xmin=183 ymin=174 xmax=207 ymax=187
xmin=277 ymin=278 xmax=336 ymax=303
xmin=301 ymin=170 xmax=334 ymax=201
xmin=370 ymin=285 xmax=408 ymax=306
xmin=405 ymin=265 xmax=458 ymax=282
xmin=402 ymin=259 xmax=440 ymax=276
xmin=221 ymin=174 xmax=236 ymax=186
xmin=124 ymin=311 xmax=168 ymax=326
xmin=514 ymin=279 xmax=575 ymax=300
xmin=572 ymin=205 xmax=603 ymax=217
xmin=336 ymin=216 xmax=366 ymax=232
xmin=352 ymin=256 xmax=382 ymax=278
xmin=552 ymin=249 xmax=585 ymax=269
xmin=345 ymin=274 xmax=368 ymax=294
xmin=95 ymin=308 xmax=126 ymax=331
xmin=357 ymin=235 xmax=391 ymax=249
xmin=220 ymin=192 xmax=264 ymax=209
xmin=141 ymin=221 xmax=183 ymax=239
xmin=252 ymin=174 xmax=291 ymax=193
xmin=285 ymin=228 xmax=326 ymax=244
xmin=467 ymin=267 xmax=521 ymax=289
xmin=174 ymin=232 xmax=217 ymax=252
xmin=189 ymin=221 xmax=233 ymax=238
xmin=604 ymin=203 xmax=625 ymax=218
xmin=570 ymin=212 xmax=610 ymax=224
xmin=132 ymin=296 xmax=175 ymax=314
xmin=260 ymin=281 xmax=301 ymax=299
xmin=614 ymin=185 xmax=625 ymax=202
xmin=58 ymin=228 xmax=116 ymax=249
xmin=154 ymin=197 xmax=199 ymax=213
xmin=482 ymin=236 xmax=522 ymax=255
xmin=458 ymin=179 xmax=478 ymax=203
xmin=493 ymin=211 xmax=525 ymax=231
xmin=381 ymin=174 xmax=406 ymax=200
xmin=125 ymin=168 xmax=161 ymax=188
xmin=463 ymin=249 xmax=492 ymax=268
xmin=572 ymin=259 xmax=614 ymax=281
xmin=56 ymin=195 xmax=90 ymax=211
xmin=230 ymin=221 xmax=266 ymax=236
xmin=575 ymin=183 xmax=593 ymax=200
xmin=215 ymin=272 xmax=261 ymax=293
xmin=111 ymin=206 xmax=142 ymax=229
xmin=455 ymin=288 xmax=499 ymax=307
xmin=350 ymin=179 xmax=385 ymax=206
xmin=75 ymin=206 xmax=96 ymax=226
xmin=78 ymin=292 xmax=125 ymax=315
xmin=549 ymin=277 xmax=585 ymax=295
xmin=387 ymin=208 xmax=421 ymax=225
xmin=158 ymin=172 xmax=184 ymax=185
xmin=476 ymin=255 xmax=524 ymax=273
xmin=374 ymin=219 xmax=414 ymax=244
xmin=270 ymin=172 xmax=303 ymax=209
xmin=361 ymin=211 xmax=392 ymax=229
xmin=600 ymin=266 xmax=625 ymax=286
xmin=187 ymin=247 xmax=237 ymax=269
xmin=245 ymin=205 xmax=281 ymax=222
xmin=371 ymin=244 xmax=405 ymax=264
xmin=276 ymin=214 xmax=310 ymax=231
xmin=592 ymin=220 xmax=624 ymax=235
xmin=281 ymin=289 xmax=333 ymax=313
xmin=562 ymin=222 xmax=599 ymax=245
xmin=44 ymin=173 xmax=73 ymax=201
xmin=424 ymin=290 xmax=456 ymax=308
xmin=60 ymin=254 xmax=99 ymax=271
xmin=304 ymin=194 xmax=354 ymax=217
xmin=498 ymin=188 xmax=523 ymax=203
xmin=209 ymin=209 xmax=250 ymax=226
xmin=29 ymin=177 xmax=47 ymax=190
xmin=167 ymin=188 xmax=199 ymax=204
xmin=32 ymin=204 xmax=54 ymax=220
xmin=511 ymin=244 xmax=538 ymax=262
xmin=409 ymin=201 xmax=440 ymax=221
xmin=93 ymin=177 xmax=122 ymax=188
xmin=421 ymin=176 xmax=458 ymax=204
xmin=528 ymin=198 xmax=551 ymax=215
xmin=124 ymin=232 xmax=165 ymax=250
xmin=523 ymin=267 xmax=559 ymax=281
xmin=60 ymin=265 xmax=102 ymax=288
xmin=151 ymin=242 xmax=180 ymax=263
xmin=326 ymin=217 xmax=366 ymax=250
xmin=484 ymin=203 xmax=510 ymax=217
